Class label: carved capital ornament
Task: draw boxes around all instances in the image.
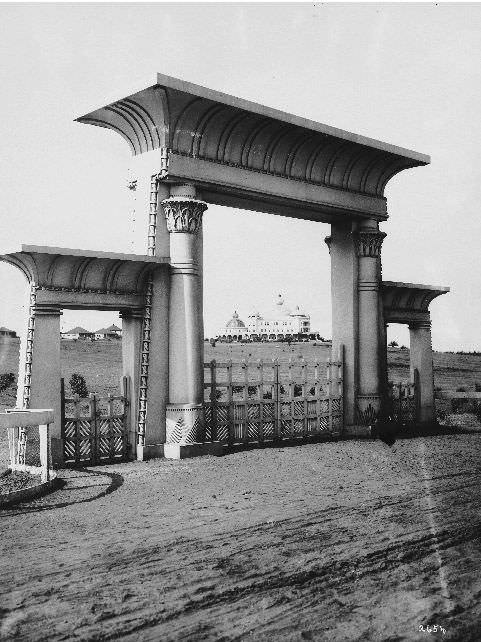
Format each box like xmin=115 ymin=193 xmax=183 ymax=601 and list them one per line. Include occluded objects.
xmin=162 ymin=197 xmax=208 ymax=234
xmin=355 ymin=230 xmax=387 ymax=258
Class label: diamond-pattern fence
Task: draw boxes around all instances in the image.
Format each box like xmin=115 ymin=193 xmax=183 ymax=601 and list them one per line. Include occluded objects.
xmin=61 ymin=376 xmax=130 ymax=465
xmin=204 ymin=347 xmax=343 ymax=446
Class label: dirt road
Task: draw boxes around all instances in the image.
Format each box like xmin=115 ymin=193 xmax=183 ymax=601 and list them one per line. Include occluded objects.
xmin=1 ymin=435 xmax=481 ymax=641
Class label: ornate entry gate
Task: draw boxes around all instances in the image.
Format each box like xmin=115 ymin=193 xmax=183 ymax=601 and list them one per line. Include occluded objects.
xmin=203 ymin=350 xmax=343 ymax=446
xmin=61 ymin=377 xmax=130 ymax=465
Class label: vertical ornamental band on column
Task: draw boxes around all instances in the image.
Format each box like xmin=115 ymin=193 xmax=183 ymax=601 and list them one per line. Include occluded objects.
xmin=22 ymin=282 xmax=38 ymax=409
xmin=136 ymin=173 xmax=159 ymax=454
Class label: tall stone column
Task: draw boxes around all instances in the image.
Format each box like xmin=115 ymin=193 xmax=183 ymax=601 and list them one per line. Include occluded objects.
xmin=355 ymin=222 xmax=386 ymax=428
xmin=162 ymin=185 xmax=221 ymax=459
xmin=409 ymin=315 xmax=435 ymax=424
xmin=119 ymin=308 xmax=143 ymax=458
xmin=28 ymin=304 xmax=63 ymax=464
xmin=327 ymin=222 xmax=358 ymax=428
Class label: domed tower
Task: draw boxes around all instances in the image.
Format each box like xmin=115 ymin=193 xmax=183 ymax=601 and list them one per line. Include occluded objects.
xmin=222 ymin=311 xmax=247 ymax=340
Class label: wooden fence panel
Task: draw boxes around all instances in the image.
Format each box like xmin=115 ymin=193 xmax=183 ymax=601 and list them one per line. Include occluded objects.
xmin=203 ymin=348 xmax=344 ymax=448
xmin=61 ymin=377 xmax=130 ymax=465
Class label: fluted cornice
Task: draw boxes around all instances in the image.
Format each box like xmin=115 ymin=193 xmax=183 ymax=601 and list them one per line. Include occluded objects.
xmin=76 ymin=73 xmax=429 ymax=221
xmin=382 ymin=281 xmax=449 ymax=325
xmin=162 ymin=197 xmax=207 ymax=234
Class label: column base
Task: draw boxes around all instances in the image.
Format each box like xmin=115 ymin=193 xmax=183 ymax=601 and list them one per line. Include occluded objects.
xmin=342 ymin=424 xmax=374 ymax=438
xmin=166 ymin=403 xmax=205 ymax=444
xmin=136 ymin=443 xmax=165 ymax=461
xmin=164 ymin=441 xmax=223 ymax=460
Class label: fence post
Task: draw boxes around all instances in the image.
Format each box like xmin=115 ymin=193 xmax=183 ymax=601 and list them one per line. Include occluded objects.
xmin=398 ymin=382 xmax=403 ymax=422
xmin=39 ymin=423 xmax=50 ymax=482
xmin=258 ymin=359 xmax=264 ymax=443
xmin=107 ymin=393 xmax=114 ymax=460
xmin=210 ymin=359 xmax=217 ymax=442
xmin=90 ymin=392 xmax=97 ymax=465
xmin=288 ymin=358 xmax=294 ymax=438
xmin=227 ymin=360 xmax=234 ymax=445
xmin=302 ymin=358 xmax=308 ymax=437
xmin=314 ymin=361 xmax=320 ymax=434
xmin=243 ymin=359 xmax=249 ymax=444
xmin=337 ymin=344 xmax=344 ymax=436
xmin=327 ymin=356 xmax=333 ymax=432
xmin=121 ymin=375 xmax=131 ymax=459
xmin=73 ymin=393 xmax=81 ymax=464
xmin=273 ymin=359 xmax=280 ymax=440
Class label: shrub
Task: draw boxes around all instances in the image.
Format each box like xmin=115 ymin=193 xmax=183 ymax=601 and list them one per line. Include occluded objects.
xmin=0 ymin=373 xmax=15 ymax=393
xmin=69 ymin=373 xmax=88 ymax=398
xmin=247 ymin=385 xmax=258 ymax=396
xmin=400 ymin=345 xmax=408 ymax=350
xmin=263 ymin=389 xmax=273 ymax=400
xmin=388 ymin=341 xmax=398 ymax=347
xmin=475 ymin=381 xmax=481 ymax=392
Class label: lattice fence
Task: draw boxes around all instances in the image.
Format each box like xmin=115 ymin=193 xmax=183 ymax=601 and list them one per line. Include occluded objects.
xmin=204 ymin=348 xmax=343 ymax=446
xmin=388 ymin=369 xmax=420 ymax=424
xmin=61 ymin=377 xmax=130 ymax=465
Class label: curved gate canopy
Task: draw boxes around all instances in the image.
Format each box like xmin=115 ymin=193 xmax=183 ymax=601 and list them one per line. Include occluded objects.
xmin=77 ymin=73 xmax=429 ymax=223
xmin=382 ymin=281 xmax=450 ymax=325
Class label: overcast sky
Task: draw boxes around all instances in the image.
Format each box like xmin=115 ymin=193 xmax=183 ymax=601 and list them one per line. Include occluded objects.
xmin=0 ymin=3 xmax=480 ymax=351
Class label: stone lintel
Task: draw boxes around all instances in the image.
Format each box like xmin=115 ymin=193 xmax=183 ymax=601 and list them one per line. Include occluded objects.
xmin=76 ymin=73 xmax=429 ymax=219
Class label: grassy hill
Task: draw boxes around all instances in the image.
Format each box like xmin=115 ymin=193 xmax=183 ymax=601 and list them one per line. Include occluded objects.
xmin=1 ymin=338 xmax=481 ymax=406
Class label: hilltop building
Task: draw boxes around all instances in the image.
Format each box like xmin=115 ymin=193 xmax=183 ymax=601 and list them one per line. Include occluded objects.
xmin=217 ymin=295 xmax=318 ymax=342
xmin=0 ymin=327 xmax=17 ymax=338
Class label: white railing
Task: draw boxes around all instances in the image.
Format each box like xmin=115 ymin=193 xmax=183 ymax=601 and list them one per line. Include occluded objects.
xmin=0 ymin=409 xmax=54 ymax=483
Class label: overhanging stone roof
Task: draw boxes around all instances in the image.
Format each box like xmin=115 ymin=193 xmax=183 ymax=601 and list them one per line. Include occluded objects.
xmin=382 ymin=281 xmax=450 ymax=324
xmin=0 ymin=246 xmax=169 ymax=311
xmin=77 ymin=73 xmax=430 ymax=223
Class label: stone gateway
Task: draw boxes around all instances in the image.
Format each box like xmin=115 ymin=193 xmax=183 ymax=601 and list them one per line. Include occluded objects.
xmin=1 ymin=74 xmax=449 ymax=463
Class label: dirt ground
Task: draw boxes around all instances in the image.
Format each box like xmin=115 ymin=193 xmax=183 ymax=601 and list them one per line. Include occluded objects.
xmin=1 ymin=435 xmax=481 ymax=642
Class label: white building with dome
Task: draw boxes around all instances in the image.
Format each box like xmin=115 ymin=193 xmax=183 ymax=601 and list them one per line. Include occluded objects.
xmin=217 ymin=294 xmax=315 ymax=342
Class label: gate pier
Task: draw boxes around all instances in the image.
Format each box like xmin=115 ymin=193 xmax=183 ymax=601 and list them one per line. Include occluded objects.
xmin=409 ymin=318 xmax=435 ymax=425
xmin=162 ymin=185 xmax=222 ymax=458
xmin=355 ymin=222 xmax=386 ymax=429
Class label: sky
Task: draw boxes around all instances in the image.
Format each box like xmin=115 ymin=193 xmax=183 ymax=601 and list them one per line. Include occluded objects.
xmin=0 ymin=2 xmax=480 ymax=351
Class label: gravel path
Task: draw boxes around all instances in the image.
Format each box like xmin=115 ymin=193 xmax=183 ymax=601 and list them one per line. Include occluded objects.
xmin=1 ymin=436 xmax=481 ymax=641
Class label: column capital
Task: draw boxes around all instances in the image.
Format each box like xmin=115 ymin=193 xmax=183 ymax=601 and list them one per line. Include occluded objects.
xmin=354 ymin=230 xmax=386 ymax=258
xmin=409 ymin=319 xmax=432 ymax=330
xmin=161 ymin=197 xmax=207 ymax=234
xmin=34 ymin=304 xmax=63 ymax=317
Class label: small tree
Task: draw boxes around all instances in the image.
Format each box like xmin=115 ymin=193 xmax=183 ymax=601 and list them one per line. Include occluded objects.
xmin=0 ymin=373 xmax=15 ymax=393
xmin=69 ymin=373 xmax=88 ymax=398
xmin=388 ymin=341 xmax=399 ymax=348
